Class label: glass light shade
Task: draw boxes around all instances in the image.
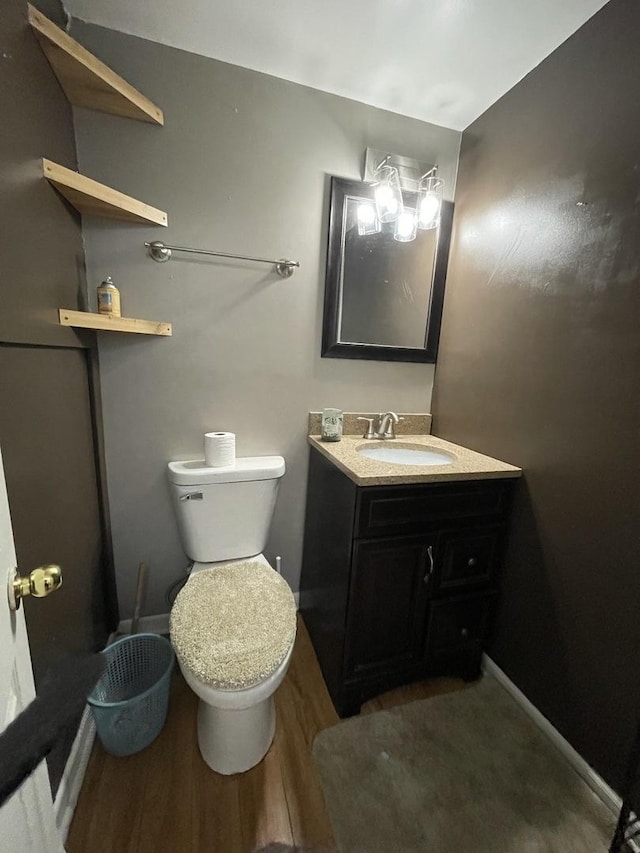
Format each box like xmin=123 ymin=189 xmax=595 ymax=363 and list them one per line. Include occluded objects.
xmin=417 ymin=176 xmax=444 ymax=230
xmin=356 ymin=202 xmax=381 ymax=236
xmin=374 ymin=165 xmax=404 ymax=223
xmin=393 ymin=209 xmax=417 ymax=242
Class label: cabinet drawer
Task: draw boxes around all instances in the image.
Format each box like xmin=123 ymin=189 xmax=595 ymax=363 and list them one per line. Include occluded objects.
xmin=426 ymin=592 xmax=495 ymax=654
xmin=435 ymin=527 xmax=504 ymax=592
xmin=356 ymin=480 xmax=511 ymax=539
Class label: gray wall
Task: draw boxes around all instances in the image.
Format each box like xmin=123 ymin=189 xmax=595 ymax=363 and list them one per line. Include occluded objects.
xmin=432 ymin=0 xmax=640 ymax=791
xmin=70 ymin=22 xmax=461 ymax=616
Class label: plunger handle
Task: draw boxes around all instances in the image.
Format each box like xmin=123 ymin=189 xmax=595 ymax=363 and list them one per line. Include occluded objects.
xmin=131 ymin=562 xmax=148 ymax=635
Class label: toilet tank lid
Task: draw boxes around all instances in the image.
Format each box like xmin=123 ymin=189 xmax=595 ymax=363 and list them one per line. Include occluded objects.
xmin=167 ymin=456 xmax=285 ymax=486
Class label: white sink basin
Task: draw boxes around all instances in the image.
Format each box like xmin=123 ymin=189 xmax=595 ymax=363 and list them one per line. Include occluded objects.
xmin=356 ymin=443 xmax=456 ymax=466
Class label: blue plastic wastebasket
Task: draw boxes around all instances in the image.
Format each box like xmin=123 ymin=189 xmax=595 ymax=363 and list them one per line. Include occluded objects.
xmin=88 ymin=633 xmax=174 ymax=757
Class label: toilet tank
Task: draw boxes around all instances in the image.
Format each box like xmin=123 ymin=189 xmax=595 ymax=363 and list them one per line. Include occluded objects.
xmin=167 ymin=456 xmax=285 ymax=563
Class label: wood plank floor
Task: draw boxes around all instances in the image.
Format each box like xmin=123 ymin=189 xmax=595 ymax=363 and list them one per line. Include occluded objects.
xmin=67 ymin=617 xmax=465 ymax=852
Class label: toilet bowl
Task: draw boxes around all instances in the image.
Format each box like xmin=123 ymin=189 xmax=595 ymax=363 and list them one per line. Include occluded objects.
xmin=167 ymin=456 xmax=295 ymax=775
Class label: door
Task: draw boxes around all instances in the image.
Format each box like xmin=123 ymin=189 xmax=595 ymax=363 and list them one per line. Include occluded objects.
xmin=0 ymin=345 xmax=113 ymax=793
xmin=0 ymin=446 xmax=64 ymax=853
xmin=344 ymin=536 xmax=434 ymax=682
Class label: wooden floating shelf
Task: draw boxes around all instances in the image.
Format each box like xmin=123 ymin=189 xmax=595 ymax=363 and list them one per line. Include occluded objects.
xmin=59 ymin=310 xmax=172 ymax=337
xmin=43 ymin=159 xmax=168 ymax=226
xmin=28 ymin=5 xmax=163 ymax=125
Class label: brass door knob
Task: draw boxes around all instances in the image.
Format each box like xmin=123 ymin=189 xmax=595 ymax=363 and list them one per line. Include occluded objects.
xmin=8 ymin=564 xmax=63 ymax=611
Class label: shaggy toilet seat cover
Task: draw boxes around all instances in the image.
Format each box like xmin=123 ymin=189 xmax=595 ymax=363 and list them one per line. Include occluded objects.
xmin=170 ymin=561 xmax=296 ymax=690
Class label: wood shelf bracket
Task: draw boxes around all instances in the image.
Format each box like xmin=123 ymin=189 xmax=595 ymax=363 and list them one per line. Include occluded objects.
xmin=28 ymin=4 xmax=163 ymax=125
xmin=43 ymin=159 xmax=168 ymax=226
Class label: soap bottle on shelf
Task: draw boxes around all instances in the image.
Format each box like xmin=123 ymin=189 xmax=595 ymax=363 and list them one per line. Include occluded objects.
xmin=97 ymin=276 xmax=121 ymax=317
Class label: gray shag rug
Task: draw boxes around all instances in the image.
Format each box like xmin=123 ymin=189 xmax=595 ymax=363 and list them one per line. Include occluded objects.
xmin=313 ymin=676 xmax=615 ymax=852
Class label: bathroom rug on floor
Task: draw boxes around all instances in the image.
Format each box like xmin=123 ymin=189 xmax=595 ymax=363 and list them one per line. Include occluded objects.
xmin=313 ymin=675 xmax=615 ymax=853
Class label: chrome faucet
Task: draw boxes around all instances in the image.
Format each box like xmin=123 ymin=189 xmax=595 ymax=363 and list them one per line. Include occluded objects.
xmin=374 ymin=411 xmax=402 ymax=439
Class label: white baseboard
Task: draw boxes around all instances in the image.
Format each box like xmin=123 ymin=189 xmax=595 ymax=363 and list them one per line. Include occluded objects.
xmin=482 ymin=654 xmax=621 ymax=816
xmin=54 ymin=705 xmax=96 ymax=843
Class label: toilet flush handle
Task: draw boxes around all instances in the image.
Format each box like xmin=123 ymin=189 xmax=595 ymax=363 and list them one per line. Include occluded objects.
xmin=179 ymin=492 xmax=203 ymax=501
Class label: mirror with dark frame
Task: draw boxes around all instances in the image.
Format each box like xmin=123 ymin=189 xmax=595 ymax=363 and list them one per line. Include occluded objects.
xmin=321 ymin=177 xmax=453 ymax=363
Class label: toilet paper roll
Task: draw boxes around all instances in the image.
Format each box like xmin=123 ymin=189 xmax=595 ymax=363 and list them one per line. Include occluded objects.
xmin=204 ymin=432 xmax=236 ymax=467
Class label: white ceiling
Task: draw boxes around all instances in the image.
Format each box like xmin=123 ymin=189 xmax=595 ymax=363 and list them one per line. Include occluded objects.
xmin=64 ymin=0 xmax=608 ymax=131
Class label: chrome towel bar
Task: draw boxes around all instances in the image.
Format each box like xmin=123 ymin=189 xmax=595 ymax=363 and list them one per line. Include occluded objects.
xmin=144 ymin=241 xmax=299 ymax=278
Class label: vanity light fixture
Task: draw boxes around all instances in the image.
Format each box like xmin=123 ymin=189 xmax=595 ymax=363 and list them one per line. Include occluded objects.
xmin=362 ymin=148 xmax=445 ymax=243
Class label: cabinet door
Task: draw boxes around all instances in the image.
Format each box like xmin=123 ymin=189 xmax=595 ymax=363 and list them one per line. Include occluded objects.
xmin=344 ymin=537 xmax=432 ymax=682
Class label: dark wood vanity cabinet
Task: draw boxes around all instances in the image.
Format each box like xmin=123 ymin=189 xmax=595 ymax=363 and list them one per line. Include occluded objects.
xmin=299 ymin=447 xmax=515 ymax=716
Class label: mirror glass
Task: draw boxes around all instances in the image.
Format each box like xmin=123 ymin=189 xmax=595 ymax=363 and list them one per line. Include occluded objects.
xmin=322 ymin=177 xmax=452 ymax=363
xmin=341 ymin=196 xmax=438 ymax=348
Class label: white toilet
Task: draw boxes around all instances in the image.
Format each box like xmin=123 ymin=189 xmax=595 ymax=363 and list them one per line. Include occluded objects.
xmin=167 ymin=455 xmax=296 ymax=775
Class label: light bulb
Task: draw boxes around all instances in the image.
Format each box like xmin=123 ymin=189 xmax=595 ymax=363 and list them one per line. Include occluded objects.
xmin=419 ymin=193 xmax=440 ymax=225
xmin=417 ymin=175 xmax=444 ymax=230
xmin=375 ymin=185 xmax=392 ymax=205
xmin=358 ymin=204 xmax=375 ymax=225
xmin=374 ymin=165 xmax=404 ymax=223
xmin=357 ymin=202 xmax=380 ymax=236
xmin=393 ymin=210 xmax=417 ymax=242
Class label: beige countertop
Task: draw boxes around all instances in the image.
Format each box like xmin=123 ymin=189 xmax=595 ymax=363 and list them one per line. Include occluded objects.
xmin=308 ymin=434 xmax=522 ymax=486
